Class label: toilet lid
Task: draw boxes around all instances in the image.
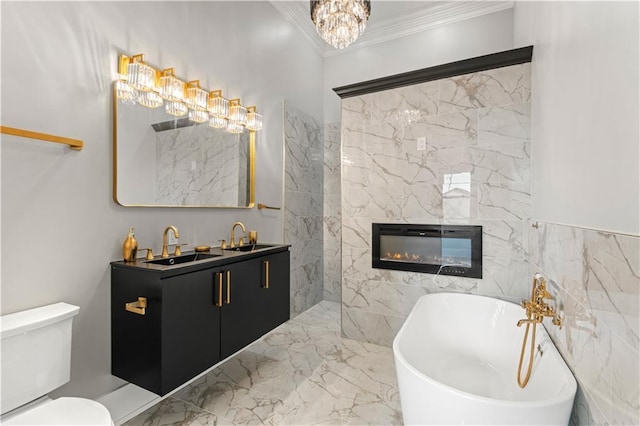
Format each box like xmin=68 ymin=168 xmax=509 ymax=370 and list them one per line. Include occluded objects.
xmin=3 ymin=397 xmax=113 ymax=425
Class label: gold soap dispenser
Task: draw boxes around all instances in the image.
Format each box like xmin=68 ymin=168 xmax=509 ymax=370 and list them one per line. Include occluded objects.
xmin=122 ymin=226 xmax=138 ymax=262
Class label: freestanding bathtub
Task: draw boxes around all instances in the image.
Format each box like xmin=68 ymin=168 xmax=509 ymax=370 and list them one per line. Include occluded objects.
xmin=393 ymin=293 xmax=576 ymax=425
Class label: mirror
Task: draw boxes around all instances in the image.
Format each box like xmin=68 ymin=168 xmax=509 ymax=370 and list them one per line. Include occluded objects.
xmin=113 ymin=91 xmax=254 ymax=208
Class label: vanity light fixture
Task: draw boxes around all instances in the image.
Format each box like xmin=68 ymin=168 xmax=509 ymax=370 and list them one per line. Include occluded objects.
xmin=137 ymin=91 xmax=163 ymax=109
xmin=158 ymin=68 xmax=185 ymax=102
xmin=208 ymin=115 xmax=228 ymax=129
xmin=115 ymin=53 xmax=263 ymax=131
xmin=186 ymin=80 xmax=208 ymax=111
xmin=115 ymin=80 xmax=137 ymax=106
xmin=229 ymin=98 xmax=247 ymax=125
xmin=245 ymin=106 xmax=263 ymax=131
xmin=165 ymin=100 xmax=188 ymax=117
xmin=226 ymin=119 xmax=244 ymax=134
xmin=208 ymin=90 xmax=229 ymax=118
xmin=208 ymin=90 xmax=230 ymax=129
xmin=126 ymin=54 xmax=156 ymax=92
xmin=188 ymin=109 xmax=209 ymax=124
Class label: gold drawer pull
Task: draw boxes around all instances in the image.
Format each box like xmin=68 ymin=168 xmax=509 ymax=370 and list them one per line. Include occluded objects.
xmin=263 ymin=260 xmax=270 ymax=289
xmin=125 ymin=297 xmax=147 ymax=315
xmin=215 ymin=272 xmax=223 ymax=307
xmin=226 ymin=270 xmax=231 ymax=304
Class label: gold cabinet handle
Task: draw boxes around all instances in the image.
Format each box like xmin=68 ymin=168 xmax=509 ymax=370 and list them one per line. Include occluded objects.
xmin=215 ymin=272 xmax=223 ymax=307
xmin=263 ymin=260 xmax=270 ymax=289
xmin=125 ymin=297 xmax=147 ymax=315
xmin=226 ymin=270 xmax=231 ymax=304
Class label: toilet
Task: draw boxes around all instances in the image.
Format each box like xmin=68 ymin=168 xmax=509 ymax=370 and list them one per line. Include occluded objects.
xmin=1 ymin=302 xmax=113 ymax=425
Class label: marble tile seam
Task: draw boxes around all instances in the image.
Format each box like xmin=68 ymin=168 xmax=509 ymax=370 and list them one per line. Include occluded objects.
xmin=166 ymin=395 xmax=237 ymax=425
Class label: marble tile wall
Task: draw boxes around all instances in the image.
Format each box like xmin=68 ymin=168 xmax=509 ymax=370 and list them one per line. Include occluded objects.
xmin=156 ymin=125 xmax=248 ymax=206
xmin=324 ymin=122 xmax=341 ymax=302
xmin=340 ymin=63 xmax=532 ymax=346
xmin=529 ymin=221 xmax=640 ymax=425
xmin=284 ymin=104 xmax=324 ymax=317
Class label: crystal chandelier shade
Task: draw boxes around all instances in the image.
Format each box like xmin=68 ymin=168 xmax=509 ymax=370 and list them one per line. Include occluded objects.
xmin=115 ymin=53 xmax=263 ymax=133
xmin=245 ymin=106 xmax=263 ymax=132
xmin=137 ymin=91 xmax=163 ymax=108
xmin=115 ymin=80 xmax=137 ymax=105
xmin=208 ymin=115 xmax=228 ymax=129
xmin=208 ymin=91 xmax=230 ymax=118
xmin=226 ymin=120 xmax=244 ymax=134
xmin=159 ymin=68 xmax=185 ymax=102
xmin=310 ymin=0 xmax=371 ymax=49
xmin=229 ymin=99 xmax=247 ymax=125
xmin=165 ymin=100 xmax=188 ymax=117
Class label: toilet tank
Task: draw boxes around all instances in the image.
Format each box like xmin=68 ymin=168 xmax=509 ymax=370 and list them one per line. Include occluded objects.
xmin=1 ymin=303 xmax=80 ymax=414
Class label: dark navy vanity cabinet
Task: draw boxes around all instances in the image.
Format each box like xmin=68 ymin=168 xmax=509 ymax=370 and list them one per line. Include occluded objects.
xmin=110 ymin=246 xmax=290 ymax=395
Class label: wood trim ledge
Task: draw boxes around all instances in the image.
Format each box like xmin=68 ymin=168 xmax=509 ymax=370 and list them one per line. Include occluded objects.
xmin=333 ymin=46 xmax=533 ymax=99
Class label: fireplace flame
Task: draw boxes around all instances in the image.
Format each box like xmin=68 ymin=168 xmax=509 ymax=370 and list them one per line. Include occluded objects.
xmin=383 ymin=252 xmax=468 ymax=266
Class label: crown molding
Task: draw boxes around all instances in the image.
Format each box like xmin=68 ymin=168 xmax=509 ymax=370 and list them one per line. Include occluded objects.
xmin=270 ymin=1 xmax=514 ymax=58
xmin=269 ymin=1 xmax=327 ymax=55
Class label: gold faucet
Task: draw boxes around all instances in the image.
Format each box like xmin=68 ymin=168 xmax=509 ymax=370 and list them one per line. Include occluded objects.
xmin=519 ymin=275 xmax=562 ymax=328
xmin=516 ymin=274 xmax=562 ymax=388
xmin=161 ymin=225 xmax=180 ymax=258
xmin=229 ymin=222 xmax=246 ymax=248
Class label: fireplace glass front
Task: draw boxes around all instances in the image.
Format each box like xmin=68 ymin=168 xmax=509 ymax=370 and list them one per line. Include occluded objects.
xmin=372 ymin=224 xmax=482 ymax=278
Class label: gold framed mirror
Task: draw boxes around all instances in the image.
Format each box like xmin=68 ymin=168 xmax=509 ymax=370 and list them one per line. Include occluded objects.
xmin=113 ymin=88 xmax=255 ymax=208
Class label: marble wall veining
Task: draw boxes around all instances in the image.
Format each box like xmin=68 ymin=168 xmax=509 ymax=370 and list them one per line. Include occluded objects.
xmin=284 ymin=104 xmax=324 ymax=317
xmin=323 ymin=122 xmax=341 ymax=302
xmin=529 ymin=222 xmax=640 ymax=425
xmin=340 ymin=63 xmax=532 ymax=346
xmin=155 ymin=125 xmax=248 ymax=206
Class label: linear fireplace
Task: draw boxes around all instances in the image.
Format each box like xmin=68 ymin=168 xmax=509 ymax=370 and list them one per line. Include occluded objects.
xmin=372 ymin=223 xmax=482 ymax=278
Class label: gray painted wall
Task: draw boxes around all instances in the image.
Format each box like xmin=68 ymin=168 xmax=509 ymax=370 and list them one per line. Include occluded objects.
xmin=1 ymin=1 xmax=323 ymax=399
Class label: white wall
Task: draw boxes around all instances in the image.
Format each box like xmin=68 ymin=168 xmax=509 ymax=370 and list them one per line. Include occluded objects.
xmin=0 ymin=1 xmax=323 ymax=399
xmin=514 ymin=1 xmax=639 ymax=235
xmin=323 ymin=8 xmax=515 ymax=123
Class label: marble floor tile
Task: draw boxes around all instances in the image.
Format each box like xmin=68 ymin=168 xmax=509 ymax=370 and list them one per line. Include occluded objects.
xmin=125 ymin=301 xmax=402 ymax=426
xmin=123 ymin=397 xmax=234 ymax=426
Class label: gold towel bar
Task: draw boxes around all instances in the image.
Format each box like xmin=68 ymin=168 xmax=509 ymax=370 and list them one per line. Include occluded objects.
xmin=1 ymin=126 xmax=84 ymax=151
xmin=257 ymin=203 xmax=280 ymax=210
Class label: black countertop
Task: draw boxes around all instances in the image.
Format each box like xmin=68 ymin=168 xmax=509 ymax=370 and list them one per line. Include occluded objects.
xmin=110 ymin=243 xmax=290 ymax=278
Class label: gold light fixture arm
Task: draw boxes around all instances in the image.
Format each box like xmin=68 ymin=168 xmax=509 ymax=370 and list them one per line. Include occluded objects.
xmin=1 ymin=126 xmax=83 ymax=150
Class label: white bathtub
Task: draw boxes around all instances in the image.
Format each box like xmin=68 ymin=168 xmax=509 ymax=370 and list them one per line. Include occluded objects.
xmin=393 ymin=293 xmax=576 ymax=425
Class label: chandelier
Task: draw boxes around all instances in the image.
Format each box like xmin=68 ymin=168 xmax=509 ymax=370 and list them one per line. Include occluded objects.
xmin=310 ymin=0 xmax=371 ymax=49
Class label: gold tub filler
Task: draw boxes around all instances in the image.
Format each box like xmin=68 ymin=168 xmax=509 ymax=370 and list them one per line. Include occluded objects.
xmin=516 ymin=274 xmax=562 ymax=388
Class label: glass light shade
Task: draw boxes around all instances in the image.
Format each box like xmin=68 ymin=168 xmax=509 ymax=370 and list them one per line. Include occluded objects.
xmin=127 ymin=61 xmax=156 ymax=92
xmin=229 ymin=104 xmax=247 ymax=125
xmin=208 ymin=93 xmax=229 ymax=118
xmin=188 ymin=109 xmax=209 ymax=123
xmin=208 ymin=115 xmax=228 ymax=129
xmin=226 ymin=120 xmax=244 ymax=134
xmin=159 ymin=71 xmax=185 ymax=102
xmin=137 ymin=91 xmax=163 ymax=108
xmin=186 ymin=82 xmax=208 ymax=111
xmin=245 ymin=111 xmax=263 ymax=131
xmin=166 ymin=101 xmax=188 ymax=117
xmin=311 ymin=0 xmax=371 ymax=49
xmin=116 ymin=80 xmax=137 ymax=105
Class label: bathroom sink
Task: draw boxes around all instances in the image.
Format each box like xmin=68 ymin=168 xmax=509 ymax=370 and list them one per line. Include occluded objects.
xmin=223 ymin=244 xmax=275 ymax=252
xmin=145 ymin=253 xmax=220 ymax=266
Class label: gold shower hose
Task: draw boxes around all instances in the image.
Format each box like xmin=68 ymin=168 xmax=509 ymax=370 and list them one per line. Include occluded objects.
xmin=517 ymin=313 xmax=537 ymax=388
xmin=517 ymin=275 xmax=539 ymax=388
